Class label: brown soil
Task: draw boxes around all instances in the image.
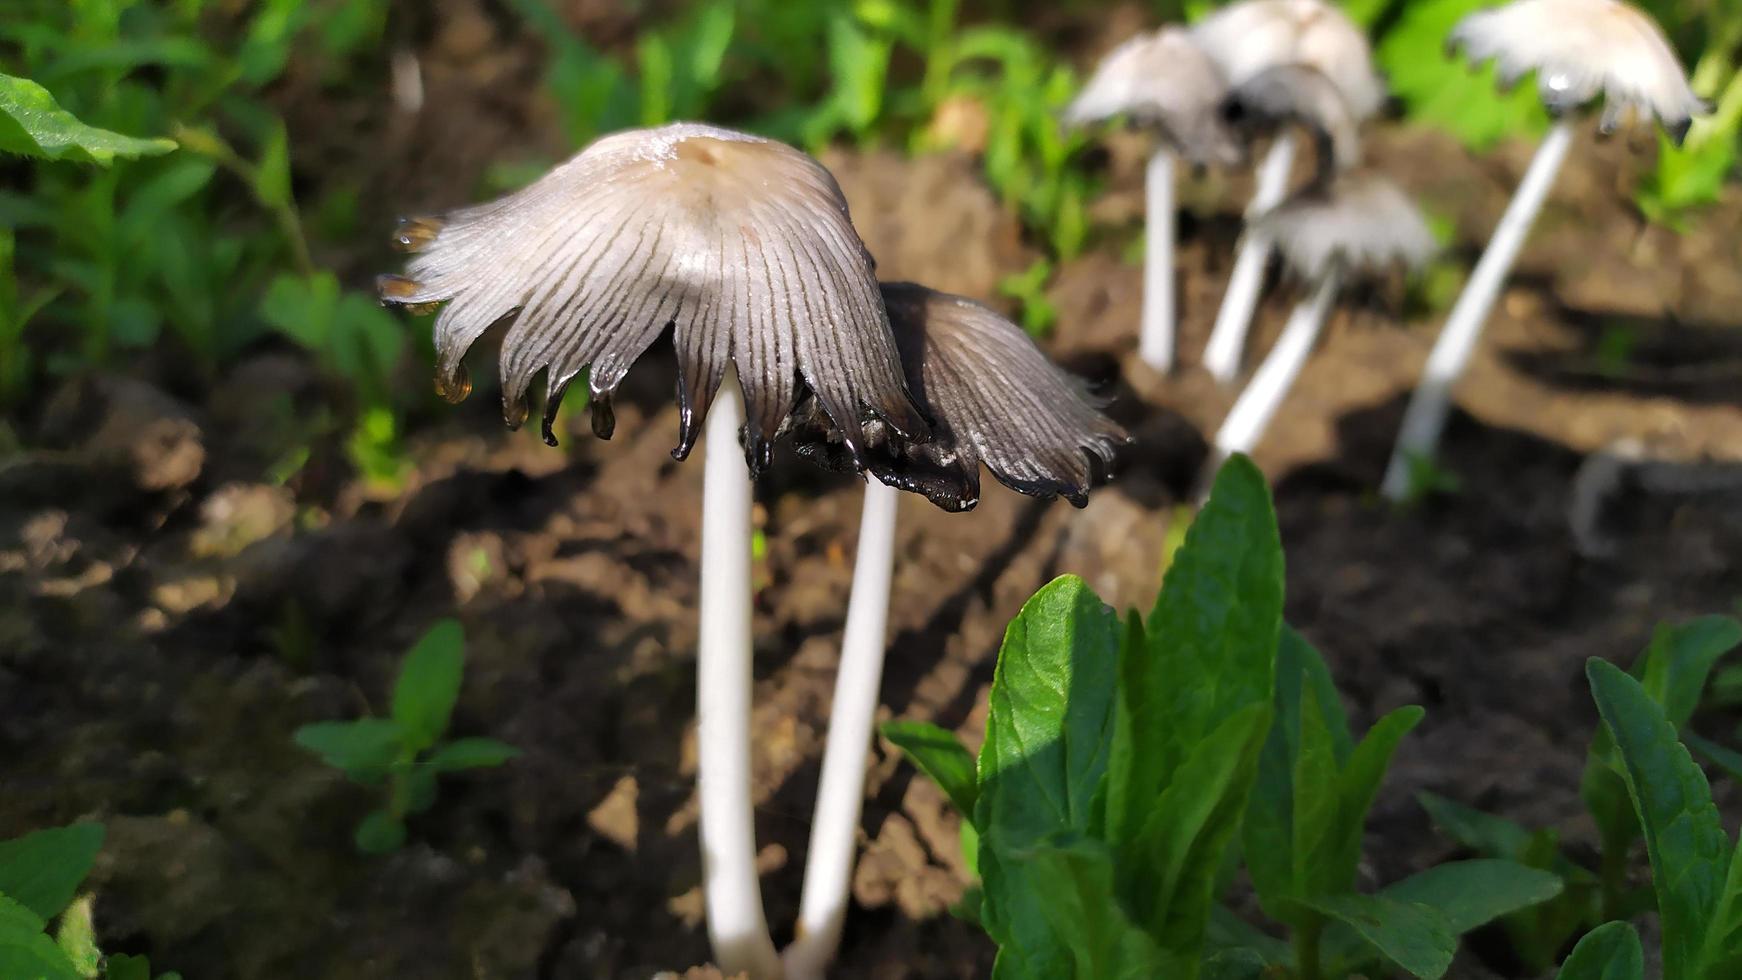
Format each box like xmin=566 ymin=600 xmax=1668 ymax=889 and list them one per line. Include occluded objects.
xmin=5 ymin=5 xmax=1742 ymax=978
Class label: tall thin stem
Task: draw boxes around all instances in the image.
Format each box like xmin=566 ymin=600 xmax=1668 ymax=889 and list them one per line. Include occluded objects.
xmin=1208 ymin=269 xmax=1340 ymax=481
xmin=1140 ymin=148 xmax=1178 ymax=373
xmin=1381 ymin=120 xmax=1575 ymax=501
xmin=697 ymin=370 xmax=780 ymax=979
xmin=1203 ymin=132 xmax=1297 ymax=383
xmin=783 ymin=480 xmax=902 ymax=980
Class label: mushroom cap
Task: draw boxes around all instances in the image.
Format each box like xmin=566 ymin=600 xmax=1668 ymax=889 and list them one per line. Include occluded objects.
xmin=1063 ymin=27 xmax=1244 ymax=166
xmin=1257 ymin=175 xmax=1437 ymax=282
xmin=1450 ymin=0 xmax=1704 ymax=142
xmin=1224 ymin=63 xmax=1363 ymax=174
xmin=787 ymin=283 xmax=1126 ymax=512
xmin=379 ymin=122 xmax=928 ymax=475
xmin=1191 ymin=0 xmax=1386 ymax=121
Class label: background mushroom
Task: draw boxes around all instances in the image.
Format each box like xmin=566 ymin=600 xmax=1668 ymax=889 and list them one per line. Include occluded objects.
xmin=1210 ymin=174 xmax=1436 ymax=480
xmin=1193 ymin=0 xmax=1386 ymax=383
xmin=782 ymin=281 xmax=1123 ymax=978
xmin=1380 ymin=0 xmax=1706 ymax=500
xmin=1063 ymin=27 xmax=1242 ymax=374
xmin=380 ymin=121 xmax=928 ymax=980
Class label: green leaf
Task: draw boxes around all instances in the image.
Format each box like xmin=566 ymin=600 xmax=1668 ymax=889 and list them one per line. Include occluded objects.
xmin=105 ymin=953 xmax=151 ymax=980
xmin=1553 ymin=921 xmax=1644 ymax=980
xmin=53 ymin=895 xmax=97 ymax=978
xmin=974 ymin=576 xmax=1120 ymax=847
xmin=1587 ymin=658 xmax=1729 ymax=980
xmin=1377 ymin=0 xmax=1548 ymax=150
xmin=424 ymin=737 xmax=520 ymax=772
xmin=354 ymin=810 xmax=407 ymax=854
xmin=1323 ymin=860 xmax=1563 ymax=973
xmin=0 ymin=824 xmax=104 ymax=920
xmin=1205 ymin=904 xmax=1290 ymax=965
xmin=883 ymin=720 xmax=978 ymax=818
xmin=1636 ymin=616 xmax=1742 ymax=730
xmin=1304 ymin=892 xmax=1456 ymax=980
xmin=1108 ymin=454 xmax=1282 ymax=848
xmin=1418 ymin=791 xmax=1533 ymax=858
xmin=251 ymin=120 xmax=292 ymax=210
xmin=0 ymin=73 xmax=175 ymax=165
xmin=1705 ymin=840 xmax=1742 ymax=973
xmin=293 ymin=718 xmax=404 ymax=779
xmin=0 ymin=895 xmax=78 ymax=980
xmin=1315 ymin=706 xmax=1425 ymax=896
xmin=1023 ymin=838 xmax=1170 ymax=979
xmin=392 ymin=619 xmax=466 ymax=753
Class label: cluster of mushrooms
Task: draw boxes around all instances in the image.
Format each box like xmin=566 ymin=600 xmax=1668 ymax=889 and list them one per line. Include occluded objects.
xmin=378 ymin=0 xmax=1706 ymax=975
xmin=1067 ymin=0 xmax=1704 ymax=494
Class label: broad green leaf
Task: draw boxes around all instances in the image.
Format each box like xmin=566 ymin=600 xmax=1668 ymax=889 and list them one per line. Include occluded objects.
xmin=106 ymin=954 xmax=151 ymax=980
xmin=1108 ymin=455 xmax=1282 ymax=847
xmin=883 ymin=720 xmax=978 ymax=818
xmin=975 ymin=576 xmax=1120 ymax=848
xmin=1378 ymin=0 xmax=1548 ymax=150
xmin=53 ymin=895 xmax=98 ymax=978
xmin=1587 ymin=658 xmax=1729 ymax=980
xmin=0 ymin=895 xmax=77 ymax=980
xmin=1323 ymin=860 xmax=1563 ymax=972
xmin=1304 ymin=893 xmax=1456 ymax=980
xmin=292 ymin=718 xmax=404 ymax=779
xmin=1129 ymin=703 xmax=1272 ymax=957
xmin=1316 ymin=706 xmax=1425 ymax=896
xmin=1205 ymin=905 xmax=1290 ymax=965
xmin=392 ymin=619 xmax=466 ymax=752
xmin=424 ymin=737 xmax=520 ymax=773
xmin=0 ymin=73 xmax=175 ymax=165
xmin=1281 ymin=628 xmax=1353 ymax=763
xmin=1418 ymin=791 xmax=1533 ymax=858
xmin=0 ymin=824 xmax=104 ymax=920
xmin=1200 ymin=948 xmax=1271 ymax=980
xmin=1024 ymin=838 xmax=1169 ymax=979
xmin=1636 ymin=616 xmax=1742 ymax=730
xmin=1554 ymin=921 xmax=1644 ymax=980
xmin=354 ymin=810 xmax=407 ymax=855
xmin=980 ymin=847 xmax=1071 ymax=980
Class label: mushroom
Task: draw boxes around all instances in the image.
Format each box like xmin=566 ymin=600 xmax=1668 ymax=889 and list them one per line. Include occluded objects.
xmin=1381 ymin=0 xmax=1705 ymax=499
xmin=1063 ymin=27 xmax=1243 ymax=373
xmin=380 ymin=121 xmax=929 ymax=980
xmin=781 ymin=282 xmax=1123 ymax=978
xmin=1192 ymin=0 xmax=1386 ymax=383
xmin=1210 ymin=174 xmax=1435 ymax=478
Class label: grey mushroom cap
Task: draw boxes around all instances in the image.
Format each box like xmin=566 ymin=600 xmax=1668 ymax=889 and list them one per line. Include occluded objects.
xmin=787 ymin=283 xmax=1127 ymax=512
xmin=378 ymin=122 xmax=928 ymax=476
xmin=1450 ymin=0 xmax=1706 ymax=143
xmin=1257 ymin=175 xmax=1438 ymax=282
xmin=1223 ymin=63 xmax=1363 ymax=179
xmin=1063 ymin=27 xmax=1245 ymax=166
xmin=1192 ymin=0 xmax=1387 ymax=122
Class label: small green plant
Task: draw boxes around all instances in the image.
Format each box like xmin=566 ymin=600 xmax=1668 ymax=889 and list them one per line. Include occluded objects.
xmin=293 ymin=619 xmax=519 ymax=854
xmin=0 ymin=822 xmax=179 ymax=979
xmin=997 ymin=259 xmax=1059 ymax=337
xmin=1636 ymin=10 xmax=1742 ymax=227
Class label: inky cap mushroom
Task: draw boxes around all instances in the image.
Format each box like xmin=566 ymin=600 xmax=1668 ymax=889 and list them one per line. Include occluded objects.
xmin=1258 ymin=174 xmax=1438 ymax=282
xmin=379 ymin=122 xmax=928 ymax=474
xmin=1223 ymin=63 xmax=1363 ymax=178
xmin=788 ymin=283 xmax=1126 ymax=512
xmin=1192 ymin=0 xmax=1386 ymax=122
xmin=1062 ymin=27 xmax=1244 ymax=166
xmin=1450 ymin=0 xmax=1706 ymax=143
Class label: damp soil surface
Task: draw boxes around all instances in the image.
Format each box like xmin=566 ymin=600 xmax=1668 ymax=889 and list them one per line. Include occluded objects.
xmin=6 ymin=7 xmax=1742 ymax=979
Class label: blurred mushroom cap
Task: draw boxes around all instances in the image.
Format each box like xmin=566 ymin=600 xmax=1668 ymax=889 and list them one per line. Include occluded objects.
xmin=1451 ymin=0 xmax=1704 ymax=142
xmin=1063 ymin=27 xmax=1245 ymax=166
xmin=1224 ymin=63 xmax=1363 ymax=174
xmin=379 ymin=122 xmax=927 ymax=475
xmin=788 ymin=283 xmax=1126 ymax=512
xmin=1257 ymin=175 xmax=1437 ymax=282
xmin=1192 ymin=0 xmax=1386 ymax=121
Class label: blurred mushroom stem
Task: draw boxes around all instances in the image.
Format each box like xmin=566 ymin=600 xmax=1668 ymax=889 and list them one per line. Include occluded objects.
xmin=1203 ymin=132 xmax=1297 ymax=383
xmin=1381 ymin=119 xmax=1575 ymax=500
xmin=784 ymin=480 xmax=901 ymax=979
xmin=1141 ymin=149 xmax=1178 ymax=372
xmin=696 ymin=369 xmax=781 ymax=978
xmin=1208 ymin=269 xmax=1340 ymax=486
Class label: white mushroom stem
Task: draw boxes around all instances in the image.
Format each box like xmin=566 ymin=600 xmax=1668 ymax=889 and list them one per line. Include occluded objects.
xmin=1210 ymin=268 xmax=1340 ymax=473
xmin=1140 ymin=148 xmax=1178 ymax=373
xmin=1203 ymin=132 xmax=1298 ymax=383
xmin=697 ymin=369 xmax=781 ymax=980
xmin=783 ymin=479 xmax=901 ymax=980
xmin=1381 ymin=119 xmax=1575 ymax=500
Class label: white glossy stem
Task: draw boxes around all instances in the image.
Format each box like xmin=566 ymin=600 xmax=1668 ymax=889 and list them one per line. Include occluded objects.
xmin=697 ymin=371 xmax=780 ymax=980
xmin=1381 ymin=120 xmax=1575 ymax=500
xmin=783 ymin=480 xmax=901 ymax=980
xmin=1212 ymin=270 xmax=1340 ymax=468
xmin=1203 ymin=133 xmax=1298 ymax=384
xmin=1140 ymin=149 xmax=1177 ymax=373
